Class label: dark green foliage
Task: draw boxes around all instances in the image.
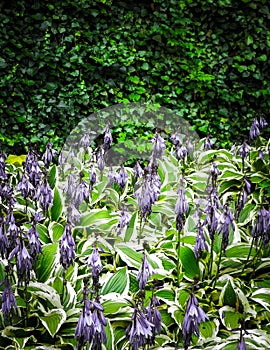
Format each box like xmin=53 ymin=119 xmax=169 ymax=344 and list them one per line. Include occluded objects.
xmin=0 ymin=0 xmax=270 ymax=153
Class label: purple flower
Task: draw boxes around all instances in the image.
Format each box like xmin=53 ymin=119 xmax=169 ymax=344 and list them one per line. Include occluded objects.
xmin=116 ymin=165 xmax=128 ymax=191
xmin=182 ymin=293 xmax=208 ymax=350
xmin=152 ymin=132 xmax=166 ymax=159
xmin=146 ymin=295 xmax=162 ymax=345
xmin=67 ymin=203 xmax=81 ymax=225
xmin=103 ymin=124 xmax=113 ymax=151
xmin=59 ymin=223 xmax=76 ymax=270
xmin=1 ymin=280 xmax=17 ymax=318
xmin=117 ymin=209 xmax=131 ymax=234
xmin=176 ymin=144 xmax=188 ymax=160
xmin=137 ymin=251 xmax=152 ymax=290
xmin=75 ymin=292 xmax=107 ymax=349
xmin=238 ymin=142 xmax=251 ymax=160
xmin=97 ymin=148 xmax=105 ymax=173
xmin=194 ymin=221 xmax=208 ymax=260
xmin=8 ymin=240 xmax=32 ymax=286
xmin=237 ymin=336 xmax=247 ymax=350
xmin=252 ymin=207 xmax=270 ymax=246
xmin=28 ymin=215 xmax=42 ymax=260
xmin=218 ymin=203 xmax=235 ymax=252
xmin=25 ymin=150 xmax=42 ymax=187
xmin=89 ymin=164 xmax=97 ymax=189
xmin=0 ymin=217 xmax=8 ymax=259
xmin=17 ymin=173 xmax=35 ymax=199
xmin=42 ymin=142 xmax=57 ymax=168
xmin=36 ymin=178 xmax=53 ymax=212
xmin=203 ymin=137 xmax=214 ymax=150
xmin=134 ymin=160 xmax=143 ymax=183
xmin=74 ymin=179 xmax=89 ymax=208
xmin=175 ymin=185 xmax=189 ymax=231
xmin=249 ymin=118 xmax=260 ymax=140
xmin=259 ymin=115 xmax=268 ymax=128
xmin=80 ymin=132 xmax=90 ymax=150
xmin=87 ymin=247 xmax=103 ymax=285
xmin=126 ymin=306 xmax=154 ymax=349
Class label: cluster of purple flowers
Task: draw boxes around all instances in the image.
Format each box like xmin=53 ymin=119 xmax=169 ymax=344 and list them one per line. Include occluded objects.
xmin=0 ymin=144 xmax=56 ymax=321
xmin=75 ymin=290 xmax=107 ymax=350
xmin=126 ymin=251 xmax=162 ymax=349
xmin=134 ymin=133 xmax=165 ymax=220
xmin=182 ymin=293 xmax=208 ymax=349
xmin=75 ymin=245 xmax=107 ymax=349
xmin=171 ymin=132 xmax=194 ymax=160
xmin=252 ymin=206 xmax=270 ymax=247
xmin=249 ymin=115 xmax=268 ymax=141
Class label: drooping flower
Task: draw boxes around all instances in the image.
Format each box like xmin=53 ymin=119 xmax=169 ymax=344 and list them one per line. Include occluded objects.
xmin=218 ymin=203 xmax=235 ymax=252
xmin=97 ymin=148 xmax=105 ymax=173
xmin=80 ymin=132 xmax=91 ymax=150
xmin=126 ymin=306 xmax=154 ymax=350
xmin=0 ymin=217 xmax=8 ymax=259
xmin=74 ymin=179 xmax=89 ymax=208
xmin=36 ymin=178 xmax=53 ymax=212
xmin=137 ymin=251 xmax=152 ymax=290
xmin=182 ymin=293 xmax=208 ymax=350
xmin=59 ymin=222 xmax=76 ymax=270
xmin=9 ymin=239 xmax=32 ymax=286
xmin=67 ymin=203 xmax=81 ymax=225
xmin=237 ymin=336 xmax=247 ymax=350
xmin=134 ymin=160 xmax=143 ymax=183
xmin=1 ymin=280 xmax=17 ymax=318
xmin=89 ymin=164 xmax=97 ymax=190
xmin=194 ymin=220 xmax=208 ymax=260
xmin=152 ymin=132 xmax=166 ymax=159
xmin=87 ymin=247 xmax=103 ymax=285
xmin=238 ymin=142 xmax=251 ymax=161
xmin=75 ymin=292 xmax=107 ymax=350
xmin=42 ymin=142 xmax=57 ymax=168
xmin=252 ymin=207 xmax=270 ymax=247
xmin=146 ymin=295 xmax=162 ymax=345
xmin=203 ymin=137 xmax=214 ymax=150
xmin=25 ymin=150 xmax=42 ymax=187
xmin=103 ymin=124 xmax=113 ymax=151
xmin=27 ymin=212 xmax=43 ymax=260
xmin=249 ymin=118 xmax=260 ymax=140
xmin=117 ymin=209 xmax=131 ymax=234
xmin=175 ymin=184 xmax=189 ymax=231
xmin=115 ymin=165 xmax=128 ymax=192
xmin=17 ymin=173 xmax=35 ymax=199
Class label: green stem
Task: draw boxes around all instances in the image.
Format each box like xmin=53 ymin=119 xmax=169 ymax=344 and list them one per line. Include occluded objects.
xmin=176 ymin=229 xmax=181 ymax=286
xmin=241 ymin=236 xmax=255 ymax=273
xmin=213 ymin=251 xmax=222 ymax=288
xmin=208 ymin=239 xmax=214 ymax=277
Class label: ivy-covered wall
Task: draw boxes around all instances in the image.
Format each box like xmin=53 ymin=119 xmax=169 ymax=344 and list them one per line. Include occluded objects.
xmin=0 ymin=0 xmax=269 ymax=153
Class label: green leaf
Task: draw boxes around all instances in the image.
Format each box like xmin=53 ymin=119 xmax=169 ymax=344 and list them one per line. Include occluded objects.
xmin=125 ymin=211 xmax=139 ymax=242
xmin=50 ymin=187 xmax=63 ymax=222
xmin=39 ymin=309 xmax=66 ymax=337
xmin=77 ymin=209 xmax=111 ymax=227
xmin=115 ymin=244 xmax=142 ymax=269
xmin=101 ymin=267 xmax=129 ymax=295
xmin=251 ymin=288 xmax=270 ymax=312
xmin=179 ymin=246 xmax=200 ymax=280
xmin=141 ymin=62 xmax=149 ymax=70
xmin=35 ymin=243 xmax=59 ymax=282
xmin=48 ymin=164 xmax=57 ymax=188
xmin=49 ymin=222 xmax=64 ymax=242
xmin=102 ymin=299 xmax=129 ymax=315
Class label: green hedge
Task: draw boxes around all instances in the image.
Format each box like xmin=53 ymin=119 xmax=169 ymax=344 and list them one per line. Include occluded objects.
xmin=0 ymin=0 xmax=269 ymax=153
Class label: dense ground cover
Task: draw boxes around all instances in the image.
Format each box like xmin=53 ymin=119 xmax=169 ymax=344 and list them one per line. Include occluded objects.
xmin=0 ymin=0 xmax=270 ymax=153
xmin=0 ymin=116 xmax=269 ymax=349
